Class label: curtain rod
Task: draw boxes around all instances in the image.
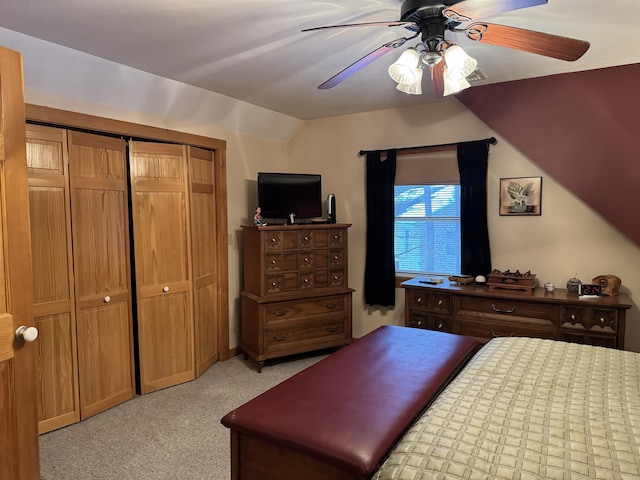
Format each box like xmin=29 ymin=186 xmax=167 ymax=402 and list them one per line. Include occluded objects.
xmin=358 ymin=137 xmax=497 ymax=156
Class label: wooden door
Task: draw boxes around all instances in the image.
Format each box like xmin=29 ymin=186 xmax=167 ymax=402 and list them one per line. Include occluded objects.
xmin=129 ymin=141 xmax=195 ymax=394
xmin=25 ymin=125 xmax=80 ymax=433
xmin=188 ymin=146 xmax=218 ymax=376
xmin=67 ymin=131 xmax=135 ymax=418
xmin=0 ymin=45 xmax=40 ymax=480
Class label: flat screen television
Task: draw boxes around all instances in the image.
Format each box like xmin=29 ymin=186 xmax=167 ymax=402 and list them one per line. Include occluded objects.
xmin=257 ymin=172 xmax=322 ymax=220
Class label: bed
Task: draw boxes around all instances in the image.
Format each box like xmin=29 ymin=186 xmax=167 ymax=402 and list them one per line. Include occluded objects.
xmin=222 ymin=326 xmax=640 ymax=479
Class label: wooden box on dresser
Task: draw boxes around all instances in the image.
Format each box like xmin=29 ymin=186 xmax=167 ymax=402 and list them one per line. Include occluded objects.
xmin=402 ymin=277 xmax=631 ymax=349
xmin=240 ymin=224 xmax=353 ymax=371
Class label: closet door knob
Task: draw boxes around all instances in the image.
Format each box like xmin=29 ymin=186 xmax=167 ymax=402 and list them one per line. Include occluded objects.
xmin=163 ymin=286 xmax=169 ymax=292
xmin=104 ymin=296 xmax=111 ymax=303
xmin=15 ymin=326 xmax=39 ymax=343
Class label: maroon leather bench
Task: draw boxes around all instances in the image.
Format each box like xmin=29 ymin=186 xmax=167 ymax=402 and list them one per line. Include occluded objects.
xmin=221 ymin=325 xmax=480 ymax=480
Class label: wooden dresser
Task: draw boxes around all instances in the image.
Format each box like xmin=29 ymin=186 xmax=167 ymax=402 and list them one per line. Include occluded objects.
xmin=240 ymin=224 xmax=353 ymax=371
xmin=402 ymin=277 xmax=631 ymax=348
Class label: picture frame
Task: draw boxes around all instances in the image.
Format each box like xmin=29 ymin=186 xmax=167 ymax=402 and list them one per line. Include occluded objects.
xmin=499 ymin=176 xmax=542 ymax=216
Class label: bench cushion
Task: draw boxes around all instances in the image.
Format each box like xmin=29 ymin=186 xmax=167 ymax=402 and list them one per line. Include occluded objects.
xmin=221 ymin=325 xmax=480 ymax=476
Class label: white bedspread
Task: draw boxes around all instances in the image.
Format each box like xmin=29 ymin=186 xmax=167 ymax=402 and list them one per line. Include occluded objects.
xmin=373 ymin=337 xmax=640 ymax=480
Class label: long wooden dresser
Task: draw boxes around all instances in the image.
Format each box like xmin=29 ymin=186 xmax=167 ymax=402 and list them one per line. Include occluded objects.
xmin=402 ymin=277 xmax=631 ymax=348
xmin=240 ymin=224 xmax=353 ymax=371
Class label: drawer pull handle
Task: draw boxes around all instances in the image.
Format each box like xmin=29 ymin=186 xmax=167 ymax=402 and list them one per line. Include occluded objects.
xmin=272 ymin=309 xmax=288 ymax=317
xmin=324 ymin=303 xmax=338 ymax=310
xmin=417 ymin=320 xmax=422 ymax=326
xmin=273 ymin=333 xmax=289 ymax=341
xmin=325 ymin=326 xmax=338 ymax=333
xmin=303 ymin=236 xmax=309 ymax=241
xmin=491 ymin=303 xmax=516 ymax=314
xmin=570 ymin=314 xmax=577 ymax=321
xmin=416 ymin=297 xmax=423 ymax=304
xmin=271 ymin=238 xmax=277 ymax=243
xmin=437 ymin=299 xmax=443 ymax=306
xmin=437 ymin=322 xmax=443 ymax=329
xmin=600 ymin=317 xmax=606 ymax=324
xmin=491 ymin=330 xmax=516 ymax=338
xmin=271 ymin=259 xmax=277 ymax=264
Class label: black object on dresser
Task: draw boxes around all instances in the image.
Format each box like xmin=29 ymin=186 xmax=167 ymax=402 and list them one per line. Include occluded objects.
xmin=240 ymin=224 xmax=353 ymax=371
xmin=402 ymin=277 xmax=631 ymax=349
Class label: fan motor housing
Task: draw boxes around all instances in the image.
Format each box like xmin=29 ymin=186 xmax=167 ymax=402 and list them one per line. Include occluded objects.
xmin=400 ymin=0 xmax=464 ymax=23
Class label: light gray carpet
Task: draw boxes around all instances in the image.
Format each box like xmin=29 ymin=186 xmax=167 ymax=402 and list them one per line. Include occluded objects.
xmin=39 ymin=353 xmax=326 ymax=480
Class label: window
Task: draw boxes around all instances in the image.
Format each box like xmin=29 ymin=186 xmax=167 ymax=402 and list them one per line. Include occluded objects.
xmin=393 ymin=147 xmax=460 ymax=276
xmin=394 ymin=185 xmax=461 ymax=275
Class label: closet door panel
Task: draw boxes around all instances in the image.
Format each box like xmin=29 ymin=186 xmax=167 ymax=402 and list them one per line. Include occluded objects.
xmin=189 ymin=146 xmax=218 ymax=375
xmin=68 ymin=131 xmax=135 ymax=419
xmin=137 ymin=292 xmax=194 ymax=391
xmin=130 ymin=142 xmax=194 ymax=394
xmin=76 ymin=301 xmax=132 ymax=418
xmin=26 ymin=125 xmax=80 ymax=434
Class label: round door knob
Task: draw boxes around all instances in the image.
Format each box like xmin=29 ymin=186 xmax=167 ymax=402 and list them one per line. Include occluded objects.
xmin=163 ymin=286 xmax=169 ymax=292
xmin=104 ymin=296 xmax=111 ymax=303
xmin=15 ymin=326 xmax=39 ymax=342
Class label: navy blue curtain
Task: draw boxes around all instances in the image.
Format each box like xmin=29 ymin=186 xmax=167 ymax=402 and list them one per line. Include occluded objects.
xmin=457 ymin=141 xmax=491 ymax=277
xmin=364 ymin=150 xmax=397 ymax=307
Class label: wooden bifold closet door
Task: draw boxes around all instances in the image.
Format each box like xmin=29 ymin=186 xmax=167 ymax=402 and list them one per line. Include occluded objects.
xmin=129 ymin=142 xmax=219 ymax=393
xmin=129 ymin=141 xmax=195 ymax=394
xmin=26 ymin=126 xmax=135 ymax=433
xmin=67 ymin=131 xmax=135 ymax=418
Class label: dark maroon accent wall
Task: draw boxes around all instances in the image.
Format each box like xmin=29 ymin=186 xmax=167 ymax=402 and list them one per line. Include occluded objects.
xmin=457 ymin=63 xmax=640 ymax=246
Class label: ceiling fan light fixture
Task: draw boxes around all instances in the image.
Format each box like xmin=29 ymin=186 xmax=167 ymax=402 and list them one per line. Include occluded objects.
xmin=443 ymin=45 xmax=477 ymax=81
xmin=421 ymin=51 xmax=442 ymax=67
xmin=396 ymin=67 xmax=423 ymax=95
xmin=388 ymin=47 xmax=420 ymax=84
xmin=443 ymin=68 xmax=471 ymax=96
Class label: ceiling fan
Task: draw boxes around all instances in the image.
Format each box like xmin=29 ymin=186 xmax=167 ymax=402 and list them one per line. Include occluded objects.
xmin=302 ymin=0 xmax=590 ymax=97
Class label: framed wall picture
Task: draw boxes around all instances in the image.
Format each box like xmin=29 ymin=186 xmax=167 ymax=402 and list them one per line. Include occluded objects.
xmin=499 ymin=176 xmax=542 ymax=216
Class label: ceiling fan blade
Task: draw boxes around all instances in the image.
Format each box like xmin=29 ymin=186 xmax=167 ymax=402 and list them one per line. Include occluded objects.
xmin=443 ymin=0 xmax=547 ymax=22
xmin=318 ymin=37 xmax=412 ymax=89
xmin=463 ymin=23 xmax=590 ymax=61
xmin=430 ymin=61 xmax=446 ymax=99
xmin=302 ymin=21 xmax=414 ymax=33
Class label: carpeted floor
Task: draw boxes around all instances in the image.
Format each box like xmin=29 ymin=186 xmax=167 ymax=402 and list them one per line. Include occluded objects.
xmin=39 ymin=353 xmax=326 ymax=480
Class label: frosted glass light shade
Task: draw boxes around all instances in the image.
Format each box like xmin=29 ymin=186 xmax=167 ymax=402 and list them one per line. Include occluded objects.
xmin=444 ymin=45 xmax=477 ymax=80
xmin=443 ymin=68 xmax=471 ymax=96
xmin=388 ymin=48 xmax=420 ymax=84
xmin=397 ymin=67 xmax=423 ymax=95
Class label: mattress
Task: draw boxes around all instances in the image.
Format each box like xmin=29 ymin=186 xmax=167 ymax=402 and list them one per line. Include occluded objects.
xmin=373 ymin=337 xmax=640 ymax=480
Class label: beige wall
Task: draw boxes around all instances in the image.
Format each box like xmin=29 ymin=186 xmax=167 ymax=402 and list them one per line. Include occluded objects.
xmin=285 ymin=98 xmax=640 ymax=352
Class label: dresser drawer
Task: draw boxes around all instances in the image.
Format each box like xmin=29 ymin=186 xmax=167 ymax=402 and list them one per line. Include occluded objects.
xmin=560 ymin=306 xmax=618 ymax=333
xmin=264 ymin=318 xmax=347 ymax=353
xmin=264 ymin=230 xmax=297 ymax=250
xmin=457 ymin=295 xmax=554 ymax=324
xmin=328 ymin=229 xmax=345 ymax=247
xmin=263 ymin=294 xmax=349 ymax=326
xmin=265 ymin=252 xmax=297 ymax=272
xmin=408 ymin=289 xmax=451 ymax=314
xmin=456 ymin=317 xmax=555 ymax=341
xmin=298 ymin=250 xmax=328 ymax=270
xmin=407 ymin=312 xmax=452 ymax=333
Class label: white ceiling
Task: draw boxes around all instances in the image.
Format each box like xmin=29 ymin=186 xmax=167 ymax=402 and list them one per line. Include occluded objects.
xmin=1 ymin=0 xmax=638 ymax=120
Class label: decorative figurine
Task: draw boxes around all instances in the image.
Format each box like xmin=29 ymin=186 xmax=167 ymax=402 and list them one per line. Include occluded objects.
xmin=254 ymin=206 xmax=267 ymax=226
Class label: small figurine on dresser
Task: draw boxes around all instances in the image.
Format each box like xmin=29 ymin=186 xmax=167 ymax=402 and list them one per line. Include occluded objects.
xmin=253 ymin=206 xmax=267 ymax=226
